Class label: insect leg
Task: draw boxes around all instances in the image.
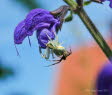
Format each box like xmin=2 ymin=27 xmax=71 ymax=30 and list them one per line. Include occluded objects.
xmin=51 ymin=49 xmax=55 ymax=59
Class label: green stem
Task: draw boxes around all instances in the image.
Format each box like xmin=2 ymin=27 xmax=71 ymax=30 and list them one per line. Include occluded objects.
xmin=78 ymin=8 xmax=112 ymax=60
xmin=63 ymin=0 xmax=77 ymax=10
xmin=64 ymin=0 xmax=112 ymax=60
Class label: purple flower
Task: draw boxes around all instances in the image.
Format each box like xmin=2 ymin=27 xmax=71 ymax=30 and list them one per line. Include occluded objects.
xmin=14 ymin=8 xmax=60 ymax=48
xmin=96 ymin=62 xmax=112 ymax=95
xmin=101 ymin=0 xmax=112 ymax=8
xmin=14 ymin=20 xmax=27 ymax=44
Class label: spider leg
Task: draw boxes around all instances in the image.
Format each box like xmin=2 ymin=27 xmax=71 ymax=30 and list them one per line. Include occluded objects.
xmin=45 ymin=32 xmax=52 ymax=41
xmin=45 ymin=57 xmax=64 ymax=67
xmin=45 ymin=31 xmax=56 ymax=49
xmin=45 ymin=61 xmax=61 ymax=67
xmin=45 ymin=47 xmax=50 ymax=60
xmin=39 ymin=46 xmax=44 ymax=57
xmin=39 ymin=47 xmax=50 ymax=60
xmin=51 ymin=27 xmax=58 ymax=42
xmin=51 ymin=49 xmax=55 ymax=59
xmin=50 ymin=59 xmax=60 ymax=61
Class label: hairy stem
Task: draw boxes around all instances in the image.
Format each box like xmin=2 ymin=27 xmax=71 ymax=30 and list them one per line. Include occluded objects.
xmin=63 ymin=0 xmax=112 ymax=60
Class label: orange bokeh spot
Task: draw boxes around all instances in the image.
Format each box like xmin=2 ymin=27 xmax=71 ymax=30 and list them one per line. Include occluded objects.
xmin=54 ymin=42 xmax=111 ymax=95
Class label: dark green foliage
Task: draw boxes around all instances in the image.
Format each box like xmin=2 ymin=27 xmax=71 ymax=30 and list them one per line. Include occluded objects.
xmin=0 ymin=59 xmax=14 ymax=80
xmin=0 ymin=64 xmax=14 ymax=80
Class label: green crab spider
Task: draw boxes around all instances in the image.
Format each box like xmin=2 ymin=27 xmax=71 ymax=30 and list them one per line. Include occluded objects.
xmin=39 ymin=30 xmax=71 ymax=66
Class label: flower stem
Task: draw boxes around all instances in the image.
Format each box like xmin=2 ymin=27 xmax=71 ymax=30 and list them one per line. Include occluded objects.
xmin=63 ymin=0 xmax=112 ymax=61
xmin=77 ymin=8 xmax=112 ymax=60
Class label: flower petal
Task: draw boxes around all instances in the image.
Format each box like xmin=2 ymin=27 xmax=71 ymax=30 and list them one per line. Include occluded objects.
xmin=37 ymin=28 xmax=55 ymax=48
xmin=34 ymin=23 xmax=50 ymax=31
xmin=14 ymin=20 xmax=27 ymax=44
xmin=25 ymin=8 xmax=58 ymax=36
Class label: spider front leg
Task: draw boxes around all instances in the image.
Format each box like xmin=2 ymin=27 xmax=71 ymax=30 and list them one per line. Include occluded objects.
xmin=45 ymin=60 xmax=61 ymax=67
xmin=45 ymin=56 xmax=63 ymax=67
xmin=39 ymin=47 xmax=50 ymax=60
xmin=51 ymin=49 xmax=55 ymax=59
